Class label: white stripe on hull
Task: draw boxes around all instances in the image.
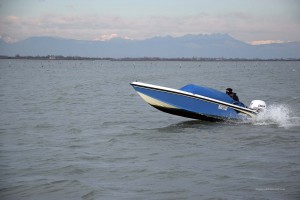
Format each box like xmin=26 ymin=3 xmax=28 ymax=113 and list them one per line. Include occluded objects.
xmin=137 ymin=92 xmax=177 ymax=109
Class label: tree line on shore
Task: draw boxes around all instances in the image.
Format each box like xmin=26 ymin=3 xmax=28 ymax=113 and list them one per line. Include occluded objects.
xmin=0 ymin=55 xmax=299 ymax=61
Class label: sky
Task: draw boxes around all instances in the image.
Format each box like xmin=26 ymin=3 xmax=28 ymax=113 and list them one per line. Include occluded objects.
xmin=0 ymin=0 xmax=299 ymax=44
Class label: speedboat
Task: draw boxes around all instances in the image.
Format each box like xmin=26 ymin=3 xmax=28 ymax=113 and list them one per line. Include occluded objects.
xmin=130 ymin=82 xmax=266 ymax=121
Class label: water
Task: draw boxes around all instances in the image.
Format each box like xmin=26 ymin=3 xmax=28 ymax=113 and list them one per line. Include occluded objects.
xmin=0 ymin=60 xmax=299 ymax=200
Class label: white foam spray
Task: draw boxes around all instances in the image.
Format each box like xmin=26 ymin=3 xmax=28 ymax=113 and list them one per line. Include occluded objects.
xmin=252 ymin=104 xmax=300 ymax=128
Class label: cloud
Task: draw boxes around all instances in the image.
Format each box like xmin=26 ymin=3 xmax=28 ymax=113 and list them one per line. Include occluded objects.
xmin=95 ymin=33 xmax=120 ymax=41
xmin=5 ymin=15 xmax=21 ymax=24
xmin=0 ymin=12 xmax=299 ymax=43
xmin=248 ymin=40 xmax=287 ymax=45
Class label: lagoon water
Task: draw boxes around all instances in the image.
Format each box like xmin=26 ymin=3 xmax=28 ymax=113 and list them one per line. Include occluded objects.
xmin=0 ymin=59 xmax=299 ymax=200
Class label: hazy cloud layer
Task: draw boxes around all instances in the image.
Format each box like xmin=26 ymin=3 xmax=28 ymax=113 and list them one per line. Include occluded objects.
xmin=1 ymin=11 xmax=299 ymax=43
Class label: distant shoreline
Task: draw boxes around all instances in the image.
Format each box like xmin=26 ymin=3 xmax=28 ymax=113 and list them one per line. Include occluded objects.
xmin=0 ymin=55 xmax=299 ymax=61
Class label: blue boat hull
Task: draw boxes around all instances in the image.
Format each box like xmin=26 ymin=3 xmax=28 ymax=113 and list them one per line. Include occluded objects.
xmin=131 ymin=82 xmax=257 ymax=121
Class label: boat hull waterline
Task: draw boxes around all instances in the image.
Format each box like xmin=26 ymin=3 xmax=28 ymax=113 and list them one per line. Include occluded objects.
xmin=130 ymin=82 xmax=258 ymax=121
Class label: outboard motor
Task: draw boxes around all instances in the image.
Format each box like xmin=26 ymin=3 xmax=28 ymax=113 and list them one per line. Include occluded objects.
xmin=249 ymin=100 xmax=266 ymax=112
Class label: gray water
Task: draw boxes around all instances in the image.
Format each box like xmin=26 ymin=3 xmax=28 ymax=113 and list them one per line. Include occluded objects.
xmin=0 ymin=60 xmax=299 ymax=200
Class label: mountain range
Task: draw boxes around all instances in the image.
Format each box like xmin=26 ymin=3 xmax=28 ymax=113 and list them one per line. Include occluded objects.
xmin=0 ymin=34 xmax=299 ymax=59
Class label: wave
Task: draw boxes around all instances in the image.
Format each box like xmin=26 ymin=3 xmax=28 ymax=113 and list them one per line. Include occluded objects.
xmin=252 ymin=104 xmax=300 ymax=128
